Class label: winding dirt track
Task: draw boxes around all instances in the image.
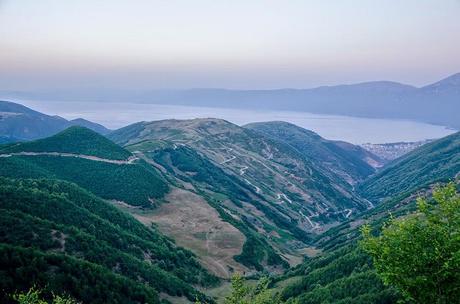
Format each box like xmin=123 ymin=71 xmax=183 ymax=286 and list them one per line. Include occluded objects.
xmin=0 ymin=152 xmax=138 ymax=165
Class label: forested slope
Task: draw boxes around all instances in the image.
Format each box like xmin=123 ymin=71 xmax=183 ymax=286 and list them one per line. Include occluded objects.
xmin=1 ymin=126 xmax=130 ymax=160
xmin=0 ymin=177 xmax=216 ymax=304
xmin=277 ymin=131 xmax=460 ymax=304
xmin=0 ymin=127 xmax=169 ymax=206
xmin=359 ymin=131 xmax=460 ymax=201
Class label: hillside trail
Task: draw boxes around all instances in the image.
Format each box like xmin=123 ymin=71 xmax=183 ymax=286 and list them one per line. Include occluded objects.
xmin=0 ymin=151 xmax=138 ymax=165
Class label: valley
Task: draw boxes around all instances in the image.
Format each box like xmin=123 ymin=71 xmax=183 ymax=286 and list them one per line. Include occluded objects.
xmin=2 ymin=3 xmax=459 ymax=303
xmin=0 ymin=101 xmax=458 ymax=304
xmin=115 ymin=188 xmax=249 ymax=279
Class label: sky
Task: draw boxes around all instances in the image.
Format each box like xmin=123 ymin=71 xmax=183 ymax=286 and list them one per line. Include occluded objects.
xmin=1 ymin=0 xmax=460 ymax=90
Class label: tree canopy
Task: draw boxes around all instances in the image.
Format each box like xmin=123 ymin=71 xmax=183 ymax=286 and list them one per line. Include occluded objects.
xmin=361 ymin=183 xmax=460 ymax=303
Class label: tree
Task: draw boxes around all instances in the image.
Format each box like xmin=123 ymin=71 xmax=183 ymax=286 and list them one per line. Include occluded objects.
xmin=224 ymin=274 xmax=284 ymax=304
xmin=194 ymin=274 xmax=284 ymax=304
xmin=361 ymin=183 xmax=460 ymax=303
xmin=13 ymin=287 xmax=79 ymax=304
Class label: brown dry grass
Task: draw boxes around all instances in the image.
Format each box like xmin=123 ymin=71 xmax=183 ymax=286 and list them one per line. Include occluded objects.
xmin=132 ymin=188 xmax=248 ymax=278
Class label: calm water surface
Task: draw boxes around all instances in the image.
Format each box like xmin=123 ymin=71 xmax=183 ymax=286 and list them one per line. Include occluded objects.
xmin=19 ymin=99 xmax=456 ymax=144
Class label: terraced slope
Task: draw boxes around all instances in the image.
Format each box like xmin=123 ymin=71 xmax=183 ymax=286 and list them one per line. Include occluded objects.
xmin=359 ymin=131 xmax=460 ymax=202
xmin=0 ymin=177 xmax=216 ymax=304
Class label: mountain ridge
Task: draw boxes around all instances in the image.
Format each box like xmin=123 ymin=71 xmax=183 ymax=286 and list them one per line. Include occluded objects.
xmin=0 ymin=100 xmax=110 ymax=143
xmin=3 ymin=72 xmax=459 ymax=128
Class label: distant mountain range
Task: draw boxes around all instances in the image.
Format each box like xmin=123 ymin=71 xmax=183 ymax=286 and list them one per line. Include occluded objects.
xmin=2 ymin=72 xmax=459 ymax=129
xmin=0 ymin=100 xmax=110 ymax=143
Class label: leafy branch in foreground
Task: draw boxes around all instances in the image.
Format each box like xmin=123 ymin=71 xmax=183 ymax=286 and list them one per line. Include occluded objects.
xmin=13 ymin=287 xmax=79 ymax=304
xmin=196 ymin=274 xmax=288 ymax=304
xmin=361 ymin=183 xmax=460 ymax=304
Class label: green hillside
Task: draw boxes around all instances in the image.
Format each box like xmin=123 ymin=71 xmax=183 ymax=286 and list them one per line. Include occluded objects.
xmin=109 ymin=118 xmax=371 ymax=275
xmin=0 ymin=127 xmax=168 ymax=206
xmin=245 ymin=121 xmax=382 ymax=183
xmin=359 ymin=131 xmax=460 ymax=201
xmin=0 ymin=177 xmax=216 ymax=304
xmin=277 ymin=179 xmax=460 ymax=304
xmin=110 ymin=119 xmax=368 ymax=226
xmin=1 ymin=126 xmax=130 ymax=160
xmin=0 ymin=156 xmax=167 ymax=206
xmin=133 ymin=144 xmax=290 ymax=272
xmin=275 ymin=131 xmax=460 ymax=304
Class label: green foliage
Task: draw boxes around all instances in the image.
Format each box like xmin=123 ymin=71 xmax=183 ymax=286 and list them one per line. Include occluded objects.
xmin=151 ymin=146 xmax=289 ymax=270
xmin=278 ymin=244 xmax=398 ymax=304
xmin=152 ymin=146 xmax=250 ymax=202
xmin=224 ymin=274 xmax=283 ymax=304
xmin=361 ymin=184 xmax=460 ymax=303
xmin=1 ymin=126 xmax=130 ymax=160
xmin=202 ymin=192 xmax=288 ymax=270
xmin=106 ymin=121 xmax=146 ymax=146
xmin=196 ymin=274 xmax=283 ymax=304
xmin=0 ymin=156 xmax=168 ymax=206
xmin=13 ymin=287 xmax=79 ymax=304
xmin=0 ymin=244 xmax=159 ymax=304
xmin=245 ymin=121 xmax=377 ymax=182
xmin=0 ymin=177 xmax=216 ymax=303
xmin=359 ymin=132 xmax=460 ymax=201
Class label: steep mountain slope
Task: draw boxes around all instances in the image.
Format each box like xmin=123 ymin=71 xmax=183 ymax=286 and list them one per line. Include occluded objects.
xmin=107 ymin=119 xmax=373 ymax=275
xmin=0 ymin=177 xmax=215 ymax=304
xmin=145 ymin=145 xmax=290 ymax=273
xmin=109 ymin=118 xmax=369 ymax=228
xmin=276 ymin=131 xmax=460 ymax=304
xmin=2 ymin=126 xmax=130 ymax=160
xmin=69 ymin=118 xmax=110 ymax=135
xmin=0 ymin=100 xmax=110 ymax=143
xmin=245 ymin=121 xmax=383 ymax=184
xmin=0 ymin=125 xmax=285 ymax=277
xmin=359 ymin=131 xmax=460 ymax=202
xmin=0 ymin=127 xmax=168 ymax=206
xmin=277 ymin=179 xmax=460 ymax=304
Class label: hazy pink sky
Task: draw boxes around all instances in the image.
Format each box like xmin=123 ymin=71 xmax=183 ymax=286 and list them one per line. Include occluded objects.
xmin=1 ymin=0 xmax=460 ymax=90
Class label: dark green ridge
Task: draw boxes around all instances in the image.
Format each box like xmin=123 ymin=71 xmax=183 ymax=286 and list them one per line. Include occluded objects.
xmin=1 ymin=126 xmax=130 ymax=160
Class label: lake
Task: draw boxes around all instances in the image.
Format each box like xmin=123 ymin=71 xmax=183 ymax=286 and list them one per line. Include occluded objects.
xmin=18 ymin=99 xmax=456 ymax=144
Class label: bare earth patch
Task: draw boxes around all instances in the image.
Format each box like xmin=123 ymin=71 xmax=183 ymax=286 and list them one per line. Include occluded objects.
xmin=132 ymin=188 xmax=248 ymax=278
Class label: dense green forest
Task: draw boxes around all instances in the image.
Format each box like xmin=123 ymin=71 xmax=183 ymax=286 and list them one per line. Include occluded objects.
xmin=275 ymin=132 xmax=460 ymax=303
xmin=361 ymin=184 xmax=460 ymax=303
xmin=0 ymin=156 xmax=168 ymax=207
xmin=0 ymin=127 xmax=131 ymax=160
xmin=359 ymin=131 xmax=460 ymax=201
xmin=276 ymin=185 xmax=460 ymax=302
xmin=0 ymin=177 xmax=216 ymax=303
xmin=0 ymin=124 xmax=458 ymax=303
xmin=0 ymin=127 xmax=169 ymax=206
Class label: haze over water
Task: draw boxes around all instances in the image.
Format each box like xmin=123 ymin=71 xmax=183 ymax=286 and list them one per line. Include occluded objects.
xmin=18 ymin=99 xmax=455 ymax=144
